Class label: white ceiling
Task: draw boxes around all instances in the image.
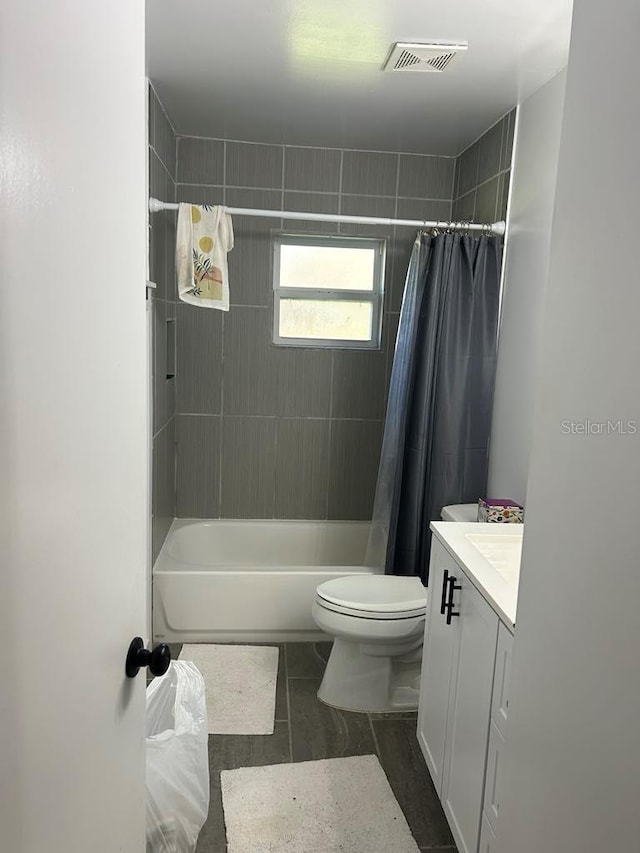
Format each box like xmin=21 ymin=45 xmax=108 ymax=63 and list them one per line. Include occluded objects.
xmin=146 ymin=0 xmax=573 ymax=155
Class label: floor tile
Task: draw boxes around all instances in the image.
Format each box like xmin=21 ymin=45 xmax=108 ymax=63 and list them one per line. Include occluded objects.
xmin=289 ymin=676 xmax=377 ymax=762
xmin=274 ymin=643 xmax=288 ymax=721
xmin=372 ymin=718 xmax=455 ymax=849
xmin=168 ymin=642 xmax=183 ymax=661
xmin=285 ymin=641 xmax=332 ymax=678
xmin=195 ymin=723 xmax=291 ymax=853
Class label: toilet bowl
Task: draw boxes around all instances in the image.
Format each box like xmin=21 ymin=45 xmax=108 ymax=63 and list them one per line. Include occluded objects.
xmin=312 ymin=575 xmax=427 ymax=713
xmin=312 ymin=504 xmax=478 ymax=713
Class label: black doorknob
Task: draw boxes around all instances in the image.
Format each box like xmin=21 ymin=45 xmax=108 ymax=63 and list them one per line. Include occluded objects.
xmin=125 ymin=637 xmax=171 ymax=678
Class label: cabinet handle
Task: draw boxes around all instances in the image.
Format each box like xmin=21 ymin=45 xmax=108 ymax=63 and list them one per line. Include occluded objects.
xmin=445 ymin=575 xmax=461 ymax=625
xmin=440 ymin=569 xmax=450 ymax=614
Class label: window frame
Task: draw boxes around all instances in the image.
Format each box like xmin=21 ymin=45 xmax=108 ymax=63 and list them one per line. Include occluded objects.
xmin=272 ymin=233 xmax=386 ymax=350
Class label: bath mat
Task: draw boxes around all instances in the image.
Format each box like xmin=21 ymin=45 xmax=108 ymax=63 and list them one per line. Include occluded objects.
xmin=178 ymin=644 xmax=278 ymax=735
xmin=220 ymin=755 xmax=420 ymax=853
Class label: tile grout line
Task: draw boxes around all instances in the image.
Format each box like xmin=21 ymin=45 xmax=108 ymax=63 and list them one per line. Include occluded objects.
xmin=367 ymin=713 xmax=382 ymax=760
xmin=284 ymin=645 xmax=294 ymax=763
xmin=326 ymin=354 xmax=335 ymax=519
xmin=393 ymin=153 xmax=400 ymax=219
xmin=150 ymin=144 xmax=174 ymax=186
xmin=177 ymin=180 xmax=453 ymax=203
xmin=218 ymin=315 xmax=225 ymax=516
xmin=451 ymin=164 xmax=511 ymax=204
xmin=177 ymin=132 xmax=458 ymax=160
xmin=216 ymin=142 xmax=227 ymax=519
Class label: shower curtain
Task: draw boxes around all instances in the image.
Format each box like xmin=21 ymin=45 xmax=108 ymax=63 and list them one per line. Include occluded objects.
xmin=365 ymin=232 xmax=502 ymax=585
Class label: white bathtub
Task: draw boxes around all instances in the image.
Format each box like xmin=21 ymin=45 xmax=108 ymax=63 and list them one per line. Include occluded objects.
xmin=153 ymin=519 xmax=376 ymax=642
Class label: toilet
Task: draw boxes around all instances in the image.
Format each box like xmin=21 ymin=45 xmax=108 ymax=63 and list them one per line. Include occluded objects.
xmin=312 ymin=503 xmax=478 ymax=713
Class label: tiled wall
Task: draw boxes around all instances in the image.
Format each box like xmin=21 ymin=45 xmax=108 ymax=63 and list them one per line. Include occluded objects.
xmin=148 ymin=84 xmax=177 ymax=561
xmin=452 ymin=109 xmax=516 ymax=225
xmin=174 ymin=138 xmax=456 ymax=519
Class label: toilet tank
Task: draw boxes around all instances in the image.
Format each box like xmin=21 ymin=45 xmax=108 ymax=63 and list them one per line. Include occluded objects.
xmin=441 ymin=503 xmax=478 ymax=522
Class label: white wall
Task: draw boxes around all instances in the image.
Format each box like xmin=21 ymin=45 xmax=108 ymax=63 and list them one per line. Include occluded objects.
xmin=496 ymin=1 xmax=640 ymax=851
xmin=487 ymin=71 xmax=566 ymax=505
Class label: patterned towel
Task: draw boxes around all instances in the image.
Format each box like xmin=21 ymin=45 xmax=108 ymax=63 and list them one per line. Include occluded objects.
xmin=176 ymin=203 xmax=234 ymax=310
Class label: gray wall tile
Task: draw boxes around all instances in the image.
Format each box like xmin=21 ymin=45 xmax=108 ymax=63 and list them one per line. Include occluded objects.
xmin=226 ymin=141 xmax=283 ymax=189
xmin=177 ymin=137 xmax=224 ymax=184
xmin=284 ymin=147 xmax=341 ymax=192
xmin=220 ymin=417 xmax=277 ymax=517
xmin=176 ymin=184 xmax=225 ymax=206
xmin=226 ymin=187 xmax=281 ymax=306
xmin=386 ymin=234 xmax=414 ymax=313
xmin=149 ymin=87 xmax=177 ymax=553
xmin=275 ymin=348 xmax=332 ymax=418
xmin=274 ymin=419 xmax=330 ymax=518
xmin=282 ymin=191 xmax=339 ymax=234
xmin=498 ymin=170 xmax=511 ymax=219
xmin=398 ymin=155 xmax=455 ymax=200
xmin=176 ymin=415 xmax=221 ymax=517
xmin=166 ymin=203 xmax=177 ymax=302
xmin=223 ymin=307 xmax=279 ymax=416
xmin=223 ymin=306 xmax=333 ymax=418
xmin=395 ymin=197 xmax=452 ymax=229
xmin=341 ymin=150 xmax=398 ymax=196
xmin=148 ymin=84 xmax=157 ymax=152
xmin=453 ymin=108 xmax=516 ymax=236
xmin=177 ymin=303 xmax=223 ymax=414
xmin=327 ymin=420 xmax=383 ymax=520
xmin=501 ymin=109 xmax=517 ymax=171
xmin=172 ymin=129 xmax=516 ymax=521
xmin=455 ymin=140 xmax=480 ymax=199
xmin=452 ymin=190 xmax=476 ymax=222
xmin=153 ymin=299 xmax=176 ymax=433
xmin=153 ymin=94 xmax=176 ymax=179
xmin=331 ymin=349 xmax=387 ymax=420
xmin=152 ymin=417 xmax=176 ymax=563
xmin=477 ymin=120 xmax=504 ymax=186
xmin=149 ymin=152 xmax=167 ymax=294
xmin=475 ymin=176 xmax=500 ymax=224
xmin=339 ymin=194 xmax=395 ymax=238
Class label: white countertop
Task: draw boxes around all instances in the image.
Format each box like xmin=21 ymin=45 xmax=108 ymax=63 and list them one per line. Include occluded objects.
xmin=430 ymin=521 xmax=524 ymax=630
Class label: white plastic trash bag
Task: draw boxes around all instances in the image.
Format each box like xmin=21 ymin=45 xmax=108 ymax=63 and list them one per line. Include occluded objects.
xmin=146 ymin=660 xmax=209 ymax=853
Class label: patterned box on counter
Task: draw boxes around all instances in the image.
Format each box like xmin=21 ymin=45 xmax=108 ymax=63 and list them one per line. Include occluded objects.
xmin=478 ymin=498 xmax=524 ymax=523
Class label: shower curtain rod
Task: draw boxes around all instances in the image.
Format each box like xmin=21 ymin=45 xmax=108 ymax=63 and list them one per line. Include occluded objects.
xmin=148 ymin=197 xmax=506 ymax=236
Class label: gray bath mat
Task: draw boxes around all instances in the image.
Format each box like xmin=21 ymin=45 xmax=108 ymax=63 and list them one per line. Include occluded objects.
xmin=220 ymin=755 xmax=420 ymax=853
xmin=179 ymin=644 xmax=278 ymax=735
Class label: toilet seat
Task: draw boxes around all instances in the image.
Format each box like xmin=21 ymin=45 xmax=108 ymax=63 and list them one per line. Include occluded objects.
xmin=316 ymin=575 xmax=427 ymax=620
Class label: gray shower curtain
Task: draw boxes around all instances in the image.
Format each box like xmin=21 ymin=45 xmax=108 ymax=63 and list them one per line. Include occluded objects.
xmin=365 ymin=232 xmax=502 ymax=585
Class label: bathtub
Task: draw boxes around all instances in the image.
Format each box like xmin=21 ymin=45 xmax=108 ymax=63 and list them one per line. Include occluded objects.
xmin=153 ymin=519 xmax=376 ymax=643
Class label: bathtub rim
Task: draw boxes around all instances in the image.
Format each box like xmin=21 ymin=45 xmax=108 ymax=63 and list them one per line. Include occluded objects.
xmin=155 ymin=517 xmax=373 ymax=571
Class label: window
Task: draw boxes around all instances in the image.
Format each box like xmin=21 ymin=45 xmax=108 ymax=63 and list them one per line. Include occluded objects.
xmin=273 ymin=234 xmax=386 ymax=348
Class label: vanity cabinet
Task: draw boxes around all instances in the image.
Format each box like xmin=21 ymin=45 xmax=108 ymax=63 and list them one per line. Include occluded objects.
xmin=417 ymin=536 xmax=506 ymax=853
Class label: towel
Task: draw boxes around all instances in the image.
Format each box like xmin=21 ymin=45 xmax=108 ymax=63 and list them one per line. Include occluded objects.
xmin=176 ymin=203 xmax=234 ymax=310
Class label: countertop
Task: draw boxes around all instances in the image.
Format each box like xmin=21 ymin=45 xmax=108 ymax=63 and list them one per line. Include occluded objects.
xmin=430 ymin=521 xmax=524 ymax=630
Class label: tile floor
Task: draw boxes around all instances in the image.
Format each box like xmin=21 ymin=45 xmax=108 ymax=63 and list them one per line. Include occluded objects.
xmin=171 ymin=642 xmax=456 ymax=853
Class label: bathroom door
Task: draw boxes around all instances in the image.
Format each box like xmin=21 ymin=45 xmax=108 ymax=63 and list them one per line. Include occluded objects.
xmin=1 ymin=2 xmax=149 ymax=852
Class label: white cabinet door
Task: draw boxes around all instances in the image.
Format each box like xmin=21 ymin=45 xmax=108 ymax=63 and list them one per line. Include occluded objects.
xmin=484 ymin=721 xmax=506 ymax=833
xmin=417 ymin=539 xmax=458 ymax=793
xmin=479 ymin=812 xmax=497 ymax=853
xmin=491 ymin=622 xmax=513 ymax=737
xmin=442 ymin=570 xmax=499 ymax=853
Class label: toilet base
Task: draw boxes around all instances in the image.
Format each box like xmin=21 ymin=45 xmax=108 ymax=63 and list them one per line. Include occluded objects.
xmin=317 ymin=637 xmax=422 ymax=713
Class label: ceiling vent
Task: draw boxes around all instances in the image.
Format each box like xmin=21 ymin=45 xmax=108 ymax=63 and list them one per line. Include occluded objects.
xmin=382 ymin=42 xmax=468 ymax=73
